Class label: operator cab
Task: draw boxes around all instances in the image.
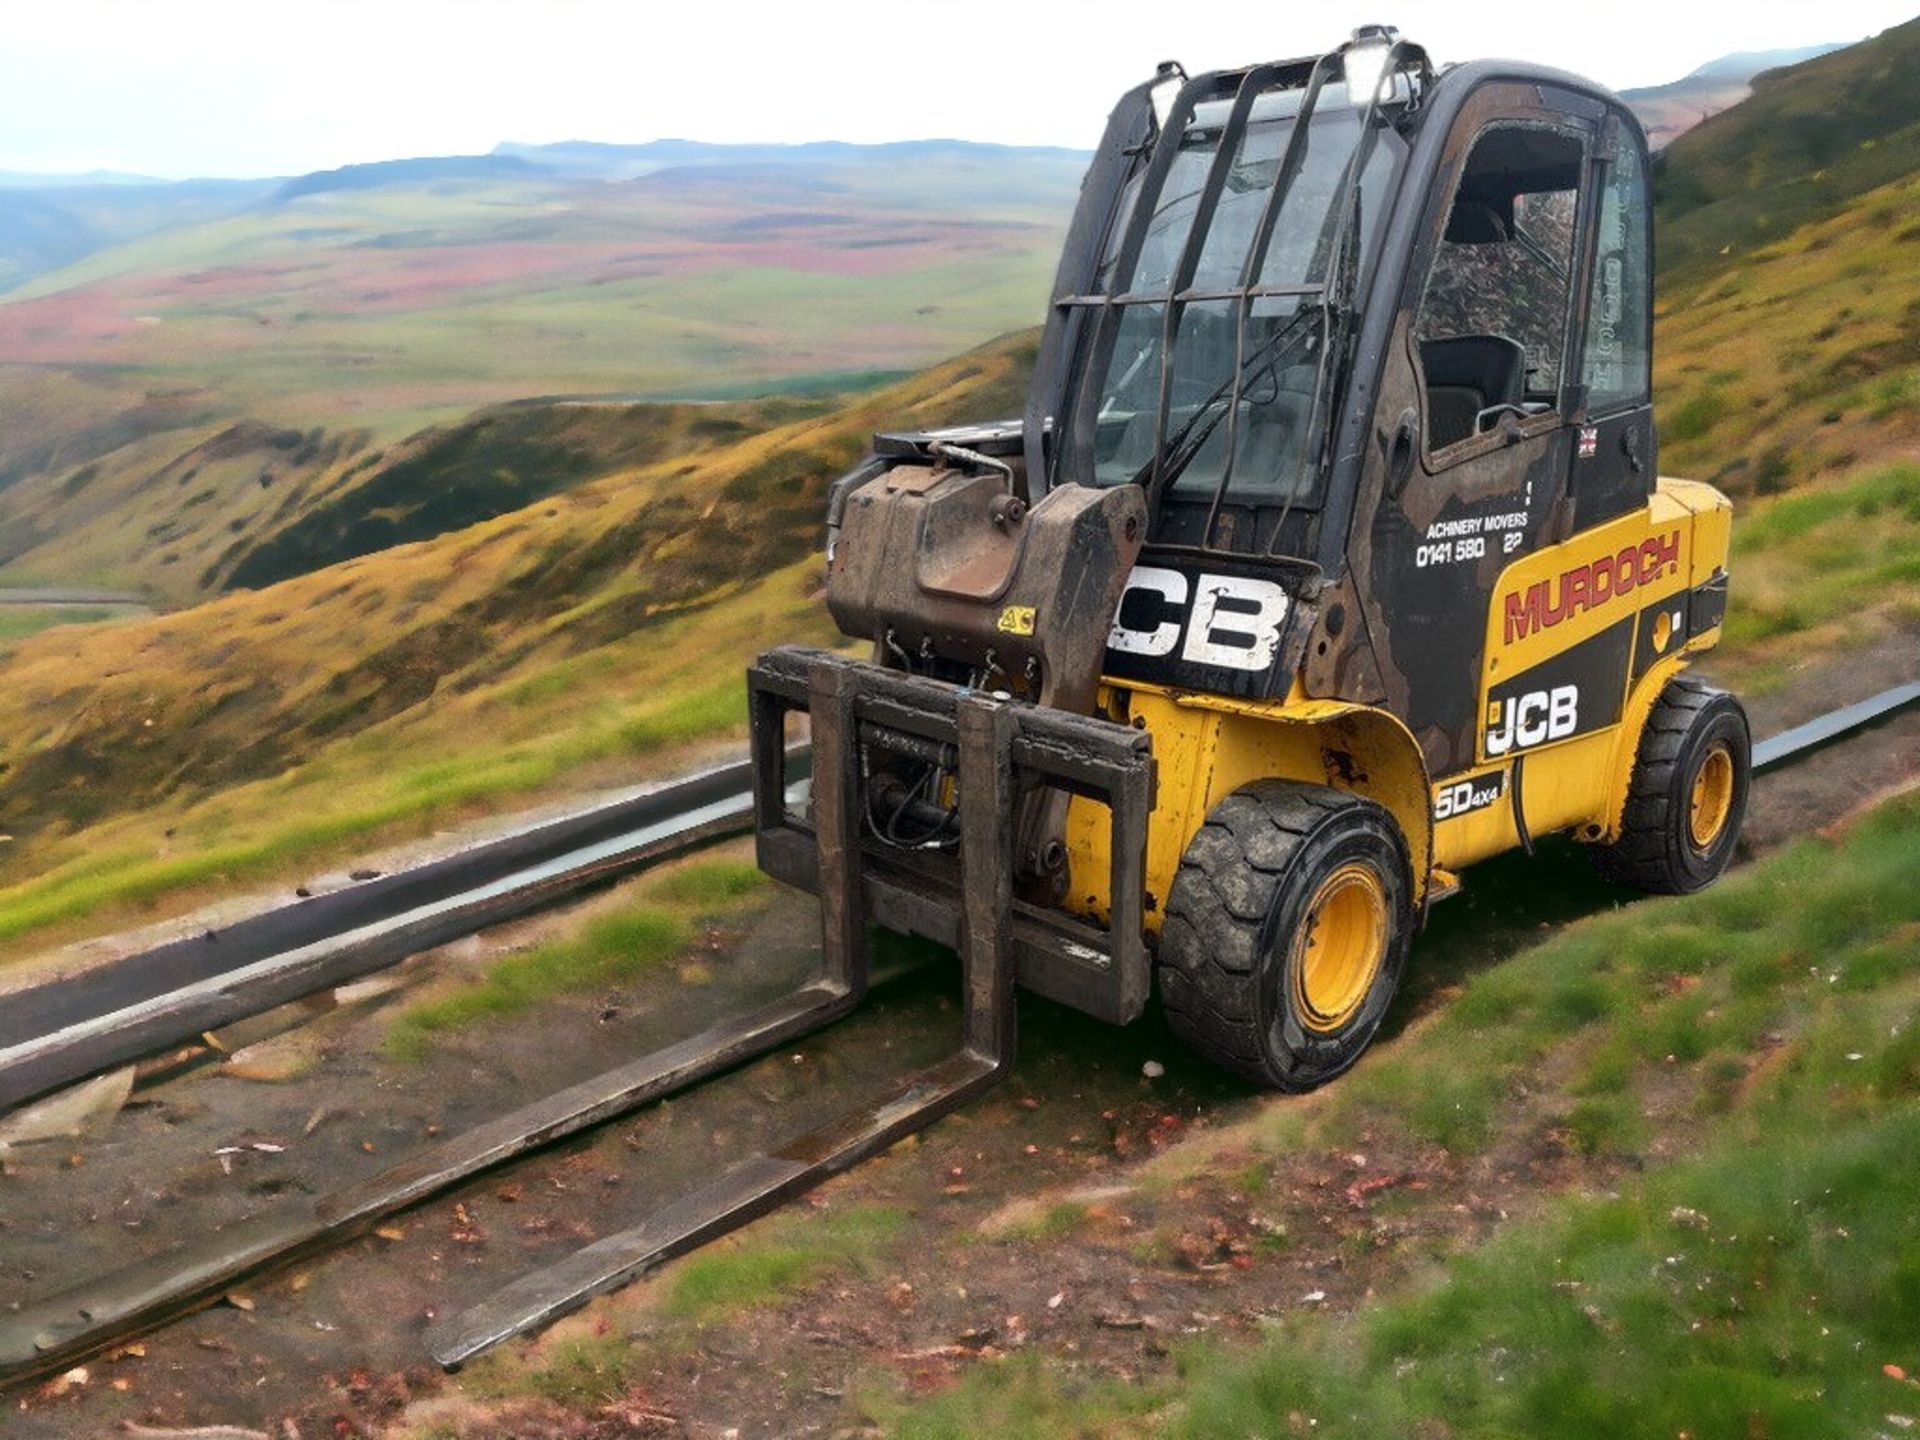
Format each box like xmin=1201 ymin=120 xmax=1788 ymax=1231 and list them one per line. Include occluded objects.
xmin=1021 ymin=28 xmax=1658 ymax=757
xmin=1043 ymin=55 xmax=1417 ymax=560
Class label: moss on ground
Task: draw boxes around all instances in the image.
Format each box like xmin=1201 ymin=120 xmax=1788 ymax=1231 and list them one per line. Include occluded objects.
xmin=380 ymin=855 xmax=769 ymax=1061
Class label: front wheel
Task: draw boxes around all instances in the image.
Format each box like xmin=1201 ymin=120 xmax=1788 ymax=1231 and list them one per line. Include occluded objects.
xmin=1157 ymin=781 xmax=1414 ymax=1091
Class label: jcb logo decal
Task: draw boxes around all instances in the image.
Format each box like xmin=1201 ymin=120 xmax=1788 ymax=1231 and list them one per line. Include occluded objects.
xmin=1503 ymin=531 xmax=1681 ymax=644
xmin=1486 ymin=685 xmax=1578 ymax=756
xmin=1108 ymin=566 xmax=1289 ymax=674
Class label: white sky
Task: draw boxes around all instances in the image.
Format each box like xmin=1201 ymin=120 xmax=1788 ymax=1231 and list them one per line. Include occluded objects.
xmin=0 ymin=0 xmax=1913 ymax=178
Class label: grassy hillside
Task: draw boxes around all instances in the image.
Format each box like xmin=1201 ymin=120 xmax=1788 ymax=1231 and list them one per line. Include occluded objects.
xmin=0 ymin=385 xmax=840 ymax=603
xmin=0 ymin=331 xmax=1035 ymax=962
xmin=846 ymin=786 xmax=1920 ymax=1440
xmin=1621 ymin=43 xmax=1846 ymax=148
xmin=1654 ymin=165 xmax=1920 ymax=494
xmin=1653 ymin=16 xmax=1920 ymax=279
xmin=221 ymin=394 xmax=838 ymax=591
xmin=0 ymin=412 xmax=376 ymax=601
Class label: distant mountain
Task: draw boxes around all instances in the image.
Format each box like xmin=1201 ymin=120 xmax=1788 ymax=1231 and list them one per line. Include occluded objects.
xmin=492 ymin=137 xmax=1090 ymax=183
xmin=271 ymin=154 xmax=546 ymax=203
xmin=1653 ymin=18 xmax=1920 ymax=276
xmin=0 ymin=168 xmax=169 ymax=189
xmin=0 ymin=177 xmax=275 ymax=292
xmin=1622 ymin=42 xmax=1848 ymax=147
xmin=0 ymin=137 xmax=1091 ymax=291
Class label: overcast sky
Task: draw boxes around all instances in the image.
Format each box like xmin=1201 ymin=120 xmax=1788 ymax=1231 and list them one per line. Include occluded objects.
xmin=1 ymin=0 xmax=1913 ymax=178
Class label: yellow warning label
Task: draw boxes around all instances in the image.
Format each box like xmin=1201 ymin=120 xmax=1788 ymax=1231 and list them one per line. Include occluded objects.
xmin=996 ymin=605 xmax=1037 ymax=636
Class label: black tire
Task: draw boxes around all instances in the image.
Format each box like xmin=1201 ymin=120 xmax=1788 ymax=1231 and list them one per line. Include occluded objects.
xmin=1157 ymin=781 xmax=1414 ymax=1091
xmin=1589 ymin=674 xmax=1750 ymax=895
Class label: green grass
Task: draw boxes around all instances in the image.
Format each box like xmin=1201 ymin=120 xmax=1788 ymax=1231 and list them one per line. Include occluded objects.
xmin=1660 ymin=384 xmax=1731 ymax=444
xmin=1168 ymin=1107 xmax=1920 ymax=1439
xmin=862 ymin=1354 xmax=1166 ymax=1440
xmin=1338 ymin=790 xmax=1919 ymax=1156
xmin=1654 ymin=168 xmax=1920 ymax=492
xmin=879 ymin=791 xmax=1920 ymax=1440
xmin=990 ymin=1199 xmax=1094 ymax=1245
xmin=642 ymin=857 xmax=766 ymax=909
xmin=380 ymin=856 xmax=768 ymax=1061
xmin=461 ymin=1329 xmax=645 ymax=1413
xmin=664 ymin=1204 xmax=910 ymax=1322
xmin=0 ymin=605 xmax=129 ymax=646
xmin=1719 ymin=461 xmax=1920 ymax=653
xmin=382 ymin=906 xmax=688 ymax=1061
xmin=519 ymin=1333 xmax=640 ymax=1409
xmin=614 ymin=675 xmax=749 ymax=753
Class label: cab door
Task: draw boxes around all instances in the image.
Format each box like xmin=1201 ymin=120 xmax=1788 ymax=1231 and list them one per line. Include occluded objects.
xmin=1356 ymin=85 xmax=1601 ymax=783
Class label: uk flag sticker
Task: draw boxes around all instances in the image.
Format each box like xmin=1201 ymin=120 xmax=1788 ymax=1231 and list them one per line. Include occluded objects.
xmin=1578 ymin=426 xmax=1599 ymax=459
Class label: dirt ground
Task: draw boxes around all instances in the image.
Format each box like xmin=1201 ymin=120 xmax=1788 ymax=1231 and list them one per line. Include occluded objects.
xmin=3 ymin=629 xmax=1916 ymax=1439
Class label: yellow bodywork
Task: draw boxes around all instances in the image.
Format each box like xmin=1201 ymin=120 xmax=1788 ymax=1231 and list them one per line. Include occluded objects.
xmin=1063 ymin=679 xmax=1435 ymax=933
xmin=1062 ymin=477 xmax=1732 ymax=931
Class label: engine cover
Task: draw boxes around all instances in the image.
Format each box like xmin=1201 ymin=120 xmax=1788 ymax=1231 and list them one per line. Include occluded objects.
xmin=826 ymin=464 xmax=1146 ymax=714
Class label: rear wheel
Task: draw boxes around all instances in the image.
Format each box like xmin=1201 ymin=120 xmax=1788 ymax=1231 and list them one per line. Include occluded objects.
xmin=1590 ymin=674 xmax=1750 ymax=894
xmin=1157 ymin=781 xmax=1414 ymax=1091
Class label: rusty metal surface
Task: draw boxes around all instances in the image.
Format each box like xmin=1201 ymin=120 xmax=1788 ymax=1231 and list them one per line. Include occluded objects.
xmin=0 ymin=976 xmax=862 ymax=1390
xmin=0 ymin=752 xmax=809 ymax=1117
xmin=825 ymin=462 xmax=1145 ymax=715
xmin=427 ymin=691 xmax=1022 ymax=1368
xmin=751 ymin=646 xmax=1155 ymax=1025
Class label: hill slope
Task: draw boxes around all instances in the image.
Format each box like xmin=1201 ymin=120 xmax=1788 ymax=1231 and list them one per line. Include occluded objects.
xmin=0 ymin=331 xmax=1036 ymax=960
xmin=1621 ymin=43 xmax=1847 ymax=147
xmin=1653 ymin=17 xmax=1920 ymax=278
xmin=1654 ymin=164 xmax=1920 ymax=493
xmin=0 ymin=380 xmax=844 ymax=604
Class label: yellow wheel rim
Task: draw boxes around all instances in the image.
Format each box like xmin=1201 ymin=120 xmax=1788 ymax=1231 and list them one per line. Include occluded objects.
xmin=1291 ymin=862 xmax=1389 ymax=1034
xmin=1689 ymin=744 xmax=1735 ymax=849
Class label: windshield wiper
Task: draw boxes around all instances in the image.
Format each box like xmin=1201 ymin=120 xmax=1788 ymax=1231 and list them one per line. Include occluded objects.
xmin=1128 ymin=300 xmax=1326 ymax=500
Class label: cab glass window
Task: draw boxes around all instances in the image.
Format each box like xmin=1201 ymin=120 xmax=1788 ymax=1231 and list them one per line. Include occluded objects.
xmin=1580 ymin=131 xmax=1651 ymax=410
xmin=1414 ymin=124 xmax=1585 ymax=451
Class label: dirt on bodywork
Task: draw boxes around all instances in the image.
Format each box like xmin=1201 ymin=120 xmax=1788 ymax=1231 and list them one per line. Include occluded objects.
xmin=3 ymin=629 xmax=1916 ymax=1440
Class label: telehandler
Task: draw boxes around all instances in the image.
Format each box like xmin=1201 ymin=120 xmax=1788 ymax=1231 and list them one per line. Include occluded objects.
xmin=751 ymin=22 xmax=1749 ymax=1091
xmin=0 ymin=25 xmax=1756 ymax=1378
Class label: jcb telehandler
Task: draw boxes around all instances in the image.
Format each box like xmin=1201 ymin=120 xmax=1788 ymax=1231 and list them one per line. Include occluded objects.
xmin=0 ymin=26 xmax=1759 ymax=1379
xmin=749 ymin=23 xmax=1750 ymax=1091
